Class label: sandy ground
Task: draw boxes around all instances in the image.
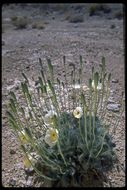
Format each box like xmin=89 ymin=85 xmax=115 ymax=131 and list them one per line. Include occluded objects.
xmin=2 ymin=4 xmax=125 ymax=187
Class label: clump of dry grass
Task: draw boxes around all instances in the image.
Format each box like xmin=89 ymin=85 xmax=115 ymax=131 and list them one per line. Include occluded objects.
xmin=89 ymin=4 xmax=111 ymax=16
xmin=65 ymin=13 xmax=84 ymax=23
xmin=32 ymin=21 xmax=46 ymax=29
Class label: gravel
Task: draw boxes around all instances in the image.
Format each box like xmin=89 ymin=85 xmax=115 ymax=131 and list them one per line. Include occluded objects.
xmin=2 ymin=3 xmax=125 ymax=187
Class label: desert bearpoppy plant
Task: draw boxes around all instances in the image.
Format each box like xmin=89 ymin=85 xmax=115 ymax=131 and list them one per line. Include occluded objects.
xmin=7 ymin=56 xmax=124 ymax=187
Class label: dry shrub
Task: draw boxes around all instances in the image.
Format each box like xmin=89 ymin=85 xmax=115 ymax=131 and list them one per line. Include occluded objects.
xmin=12 ymin=16 xmax=28 ymax=29
xmin=11 ymin=16 xmax=18 ymax=22
xmin=67 ymin=14 xmax=84 ymax=23
xmin=32 ymin=21 xmax=45 ymax=29
xmin=114 ymin=11 xmax=123 ymax=20
xmin=89 ymin=4 xmax=111 ymax=16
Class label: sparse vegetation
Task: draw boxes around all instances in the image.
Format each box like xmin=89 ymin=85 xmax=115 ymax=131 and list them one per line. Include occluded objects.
xmin=114 ymin=11 xmax=123 ymax=20
xmin=12 ymin=16 xmax=28 ymax=29
xmin=11 ymin=16 xmax=18 ymax=22
xmin=67 ymin=14 xmax=84 ymax=23
xmin=32 ymin=21 xmax=45 ymax=29
xmin=89 ymin=4 xmax=111 ymax=16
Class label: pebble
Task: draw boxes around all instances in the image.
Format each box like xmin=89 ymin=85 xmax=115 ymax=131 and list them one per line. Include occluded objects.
xmin=112 ymin=79 xmax=119 ymax=83
xmin=9 ymin=178 xmax=16 ymax=186
xmin=107 ymin=98 xmax=115 ymax=104
xmin=26 ymin=177 xmax=34 ymax=186
xmin=110 ymin=24 xmax=116 ymax=29
xmin=15 ymin=86 xmax=19 ymax=90
xmin=7 ymin=79 xmax=14 ymax=85
xmin=25 ymin=167 xmax=35 ymax=176
xmin=19 ymin=179 xmax=26 ymax=186
xmin=10 ymin=149 xmax=16 ymax=154
xmin=107 ymin=103 xmax=120 ymax=112
xmin=15 ymin=163 xmax=24 ymax=169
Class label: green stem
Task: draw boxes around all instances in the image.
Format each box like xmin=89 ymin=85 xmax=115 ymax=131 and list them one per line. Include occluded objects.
xmin=63 ymin=56 xmax=70 ymax=112
xmin=79 ymin=117 xmax=84 ymax=143
xmin=57 ymin=141 xmax=67 ymax=166
xmin=92 ymin=88 xmax=97 ymax=147
xmin=84 ymin=108 xmax=89 ymax=151
xmin=95 ymin=131 xmax=107 ymax=158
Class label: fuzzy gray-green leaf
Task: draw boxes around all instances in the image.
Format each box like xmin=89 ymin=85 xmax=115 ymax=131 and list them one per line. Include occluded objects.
xmin=108 ymin=73 xmax=111 ymax=81
xmin=94 ymin=72 xmax=99 ymax=89
xmin=89 ymin=78 xmax=92 ymax=89
xmin=9 ymin=99 xmax=17 ymax=113
xmin=22 ymin=73 xmax=29 ymax=83
xmin=47 ymin=59 xmax=53 ymax=72
xmin=9 ymin=91 xmax=17 ymax=101
xmin=102 ymin=56 xmax=105 ymax=71
xmin=24 ymin=127 xmax=33 ymax=140
xmin=79 ymin=55 xmax=83 ymax=67
xmin=39 ymin=58 xmax=43 ymax=69
xmin=7 ymin=111 xmax=16 ymax=121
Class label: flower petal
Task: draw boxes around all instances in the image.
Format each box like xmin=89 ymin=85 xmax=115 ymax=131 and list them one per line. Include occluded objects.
xmin=44 ymin=128 xmax=58 ymax=147
xmin=73 ymin=107 xmax=83 ymax=119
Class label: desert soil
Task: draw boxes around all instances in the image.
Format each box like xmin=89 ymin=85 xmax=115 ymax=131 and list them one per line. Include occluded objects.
xmin=2 ymin=3 xmax=125 ymax=187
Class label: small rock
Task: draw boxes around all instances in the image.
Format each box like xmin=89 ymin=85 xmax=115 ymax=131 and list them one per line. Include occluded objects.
xmin=7 ymin=79 xmax=13 ymax=85
xmin=107 ymin=103 xmax=120 ymax=112
xmin=25 ymin=167 xmax=35 ymax=176
xmin=110 ymin=24 xmax=115 ymax=29
xmin=26 ymin=65 xmax=30 ymax=69
xmin=107 ymin=98 xmax=115 ymax=104
xmin=10 ymin=149 xmax=16 ymax=154
xmin=9 ymin=178 xmax=16 ymax=186
xmin=112 ymin=79 xmax=119 ymax=83
xmin=74 ymin=24 xmax=78 ymax=28
xmin=15 ymin=86 xmax=19 ymax=90
xmin=26 ymin=177 xmax=34 ymax=186
xmin=15 ymin=162 xmax=24 ymax=169
xmin=19 ymin=179 xmax=26 ymax=186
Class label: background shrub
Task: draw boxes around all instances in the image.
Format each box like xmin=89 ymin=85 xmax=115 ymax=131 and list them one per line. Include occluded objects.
xmin=11 ymin=16 xmax=18 ymax=22
xmin=67 ymin=14 xmax=84 ymax=23
xmin=89 ymin=4 xmax=111 ymax=16
xmin=32 ymin=21 xmax=45 ymax=29
xmin=12 ymin=16 xmax=28 ymax=29
xmin=114 ymin=11 xmax=123 ymax=19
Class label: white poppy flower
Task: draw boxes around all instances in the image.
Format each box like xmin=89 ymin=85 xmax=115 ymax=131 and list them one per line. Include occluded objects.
xmin=44 ymin=128 xmax=59 ymax=147
xmin=73 ymin=107 xmax=83 ymax=119
xmin=92 ymin=80 xmax=102 ymax=90
xmin=44 ymin=110 xmax=57 ymax=125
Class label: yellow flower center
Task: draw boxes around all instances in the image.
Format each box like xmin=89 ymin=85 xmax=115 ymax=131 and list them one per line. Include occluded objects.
xmin=50 ymin=131 xmax=58 ymax=141
xmin=76 ymin=111 xmax=80 ymax=115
